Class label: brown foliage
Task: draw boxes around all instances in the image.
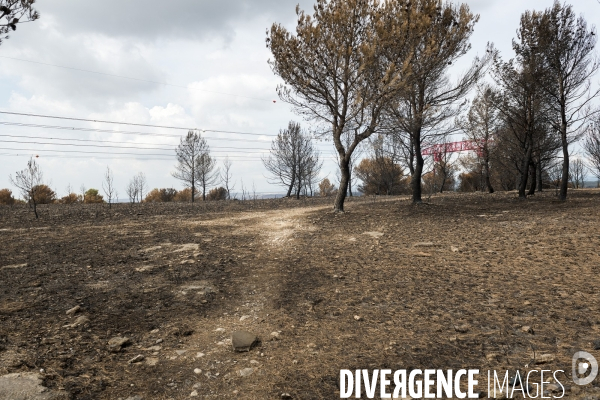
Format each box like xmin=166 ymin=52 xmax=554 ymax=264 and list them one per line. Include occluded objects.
xmin=173 ymin=188 xmax=192 ymax=202
xmin=59 ymin=193 xmax=80 ymax=204
xmin=354 ymin=157 xmax=407 ymax=195
xmin=83 ymin=188 xmax=104 ymax=204
xmin=206 ymin=187 xmax=227 ymax=201
xmin=318 ymin=178 xmax=336 ymax=197
xmin=32 ymin=184 xmax=56 ymax=204
xmin=145 ymin=188 xmax=178 ymax=203
xmin=0 ymin=188 xmax=15 ymax=205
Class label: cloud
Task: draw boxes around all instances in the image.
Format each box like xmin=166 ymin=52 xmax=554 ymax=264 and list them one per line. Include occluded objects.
xmin=34 ymin=0 xmax=316 ymax=43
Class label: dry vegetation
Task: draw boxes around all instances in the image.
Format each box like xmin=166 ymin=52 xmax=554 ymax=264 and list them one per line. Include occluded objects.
xmin=1 ymin=192 xmax=600 ymax=399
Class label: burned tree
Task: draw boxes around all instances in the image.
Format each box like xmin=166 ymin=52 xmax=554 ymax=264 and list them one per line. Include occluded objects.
xmin=10 ymin=156 xmax=43 ymax=218
xmin=267 ymin=0 xmax=423 ymax=211
xmin=0 ymin=0 xmax=39 ymax=46
xmin=385 ymin=0 xmax=489 ymax=203
xmin=172 ymin=130 xmax=208 ymax=203
xmin=196 ymin=152 xmax=218 ymax=201
xmin=262 ymin=122 xmax=321 ymax=199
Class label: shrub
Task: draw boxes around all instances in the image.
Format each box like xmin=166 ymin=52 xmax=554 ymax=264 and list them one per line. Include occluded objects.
xmin=318 ymin=178 xmax=336 ymax=197
xmin=32 ymin=184 xmax=57 ymax=204
xmin=206 ymin=187 xmax=227 ymax=201
xmin=173 ymin=188 xmax=192 ymax=202
xmin=145 ymin=188 xmax=178 ymax=202
xmin=59 ymin=193 xmax=80 ymax=204
xmin=0 ymin=188 xmax=15 ymax=205
xmin=84 ymin=188 xmax=104 ymax=203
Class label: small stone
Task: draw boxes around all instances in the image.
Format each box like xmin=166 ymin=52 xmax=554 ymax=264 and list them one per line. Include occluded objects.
xmin=190 ymin=390 xmax=198 ymax=397
xmin=239 ymin=315 xmax=251 ymax=322
xmin=354 ymin=315 xmax=362 ymax=321
xmin=523 ymin=301 xmax=531 ymax=306
xmin=455 ymin=324 xmax=470 ymax=333
xmin=231 ymin=331 xmax=258 ymax=352
xmin=193 ymin=383 xmax=201 ymax=389
xmin=145 ymin=357 xmax=159 ymax=366
xmin=128 ymin=355 xmax=145 ymax=364
xmin=250 ymin=360 xmax=259 ymax=365
xmin=536 ymin=354 xmax=555 ymax=364
xmin=238 ymin=368 xmax=254 ymax=377
xmin=108 ymin=337 xmax=131 ymax=352
xmin=486 ymin=353 xmax=500 ymax=362
xmin=155 ymin=339 xmax=163 ymax=344
xmin=64 ymin=315 xmax=89 ymax=328
xmin=175 ymin=350 xmax=187 ymax=355
xmin=451 ymin=246 xmax=460 ymax=253
xmin=270 ymin=332 xmax=281 ymax=340
xmin=281 ymin=393 xmax=293 ymax=399
xmin=66 ymin=305 xmax=81 ymax=315
xmin=196 ymin=352 xmax=205 ymax=358
xmin=521 ymin=326 xmax=534 ymax=334
xmin=215 ymin=328 xmax=226 ymax=333
xmin=143 ymin=346 xmax=162 ymax=352
xmin=194 ymin=368 xmax=202 ymax=375
xmin=150 ymin=329 xmax=159 ymax=334
xmin=547 ymin=384 xmax=561 ymax=392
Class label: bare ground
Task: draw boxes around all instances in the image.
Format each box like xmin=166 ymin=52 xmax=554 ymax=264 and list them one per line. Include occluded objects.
xmin=1 ymin=191 xmax=600 ymax=399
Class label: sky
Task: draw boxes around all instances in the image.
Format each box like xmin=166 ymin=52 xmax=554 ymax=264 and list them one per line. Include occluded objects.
xmin=0 ymin=0 xmax=598 ymax=199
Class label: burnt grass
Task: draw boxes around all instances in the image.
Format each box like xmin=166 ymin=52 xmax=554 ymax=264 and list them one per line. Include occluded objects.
xmin=0 ymin=191 xmax=599 ymax=399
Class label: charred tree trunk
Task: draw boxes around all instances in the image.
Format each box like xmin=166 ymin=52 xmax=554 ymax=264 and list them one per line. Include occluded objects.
xmin=559 ymin=128 xmax=569 ymax=201
xmin=537 ymin=163 xmax=543 ymax=192
xmin=411 ymin=140 xmax=424 ymax=203
xmin=518 ymin=145 xmax=532 ymax=198
xmin=334 ymin=158 xmax=351 ymax=212
xmin=528 ymin=162 xmax=537 ymax=196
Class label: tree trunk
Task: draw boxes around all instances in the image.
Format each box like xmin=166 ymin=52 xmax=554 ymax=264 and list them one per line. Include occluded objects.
xmin=484 ymin=160 xmax=494 ymax=194
xmin=528 ymin=163 xmax=537 ymax=196
xmin=334 ymin=158 xmax=350 ymax=212
xmin=518 ymin=144 xmax=532 ymax=198
xmin=537 ymin=164 xmax=543 ymax=192
xmin=202 ymin=182 xmax=206 ymax=201
xmin=33 ymin=201 xmax=38 ymax=219
xmin=411 ymin=147 xmax=424 ymax=203
xmin=559 ymin=131 xmax=569 ymax=201
xmin=286 ymin=171 xmax=296 ymax=197
xmin=191 ymin=184 xmax=195 ymax=204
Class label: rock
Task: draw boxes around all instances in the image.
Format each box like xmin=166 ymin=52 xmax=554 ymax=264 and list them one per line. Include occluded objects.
xmin=145 ymin=358 xmax=159 ymax=366
xmin=65 ymin=305 xmax=80 ymax=316
xmin=238 ymin=368 xmax=254 ymax=377
xmin=143 ymin=346 xmax=161 ymax=352
xmin=108 ymin=337 xmax=131 ymax=353
xmin=128 ymin=355 xmax=145 ymax=364
xmin=354 ymin=315 xmax=362 ymax=321
xmin=63 ymin=315 xmax=90 ymax=329
xmin=281 ymin=394 xmax=293 ymax=399
xmin=546 ymin=384 xmax=561 ymax=392
xmin=0 ymin=372 xmax=66 ymax=400
xmin=190 ymin=390 xmax=198 ymax=397
xmin=250 ymin=360 xmax=259 ymax=365
xmin=155 ymin=339 xmax=163 ymax=344
xmin=521 ymin=326 xmax=534 ymax=334
xmin=270 ymin=332 xmax=281 ymax=340
xmin=194 ymin=368 xmax=202 ymax=375
xmin=239 ymin=315 xmax=251 ymax=322
xmin=231 ymin=331 xmax=258 ymax=352
xmin=536 ymin=354 xmax=555 ymax=364
xmin=594 ymin=339 xmax=600 ymax=351
xmin=215 ymin=328 xmax=226 ymax=333
xmin=451 ymin=246 xmax=460 ymax=253
xmin=486 ymin=353 xmax=500 ymax=362
xmin=523 ymin=301 xmax=531 ymax=306
xmin=175 ymin=350 xmax=187 ymax=355
xmin=414 ymin=242 xmax=435 ymax=247
xmin=455 ymin=324 xmax=470 ymax=333
xmin=125 ymin=396 xmax=143 ymax=400
xmin=195 ymin=352 xmax=205 ymax=358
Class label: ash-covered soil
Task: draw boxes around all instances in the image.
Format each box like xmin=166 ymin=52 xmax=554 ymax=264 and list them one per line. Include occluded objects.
xmin=1 ymin=192 xmax=599 ymax=399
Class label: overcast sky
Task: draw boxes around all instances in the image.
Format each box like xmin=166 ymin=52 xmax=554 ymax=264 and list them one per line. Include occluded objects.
xmin=0 ymin=0 xmax=598 ymax=199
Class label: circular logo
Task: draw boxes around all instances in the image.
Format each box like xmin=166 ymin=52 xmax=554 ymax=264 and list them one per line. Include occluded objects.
xmin=572 ymin=351 xmax=599 ymax=386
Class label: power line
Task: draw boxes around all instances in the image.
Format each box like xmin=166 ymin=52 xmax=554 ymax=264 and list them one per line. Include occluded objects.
xmin=0 ymin=121 xmax=279 ymax=144
xmin=0 ymin=135 xmax=271 ymax=152
xmin=0 ymin=55 xmax=278 ymax=103
xmin=0 ymin=111 xmax=279 ymax=137
xmin=1 ymin=148 xmax=267 ymax=160
xmin=0 ymin=140 xmax=268 ymax=154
